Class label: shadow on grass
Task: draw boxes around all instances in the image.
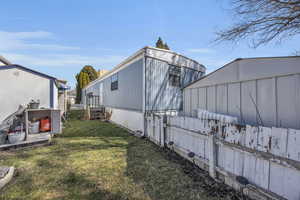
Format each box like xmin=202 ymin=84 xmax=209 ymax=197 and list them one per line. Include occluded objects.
xmin=57 ymin=171 xmax=127 ymax=200
xmin=125 ymin=138 xmax=216 ymax=200
xmin=61 ymin=120 xmax=129 ymax=139
xmin=1 ymin=120 xmax=221 ymax=200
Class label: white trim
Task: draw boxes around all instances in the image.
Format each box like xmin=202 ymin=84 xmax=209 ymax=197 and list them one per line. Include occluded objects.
xmin=142 ymin=50 xmax=146 ymax=136
xmin=142 ymin=50 xmax=146 ymax=114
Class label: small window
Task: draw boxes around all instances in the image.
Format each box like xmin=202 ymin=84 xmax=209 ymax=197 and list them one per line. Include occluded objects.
xmin=169 ymin=66 xmax=181 ymax=87
xmin=111 ymin=73 xmax=118 ymax=90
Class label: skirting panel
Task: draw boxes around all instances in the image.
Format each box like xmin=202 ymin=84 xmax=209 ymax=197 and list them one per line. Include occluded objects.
xmin=108 ymin=107 xmax=144 ymax=133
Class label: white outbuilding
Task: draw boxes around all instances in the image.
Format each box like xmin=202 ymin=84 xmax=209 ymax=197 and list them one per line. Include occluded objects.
xmin=0 ymin=64 xmax=65 ymax=122
xmin=183 ymin=56 xmax=300 ymax=129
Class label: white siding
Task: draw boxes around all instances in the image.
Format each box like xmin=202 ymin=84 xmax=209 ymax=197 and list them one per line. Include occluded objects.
xmin=109 ymin=107 xmax=144 ymax=133
xmin=228 ymin=83 xmax=240 ymax=120
xmin=0 ymin=68 xmax=51 ymax=121
xmin=53 ymin=83 xmax=58 ymax=109
xmin=184 ymin=57 xmax=300 ymax=129
xmin=216 ymin=84 xmax=227 ymax=114
xmin=241 ymin=80 xmax=257 ymax=125
xmin=257 ymin=78 xmax=276 ymax=127
xmin=207 ymin=86 xmax=216 ymax=113
xmin=198 ymin=87 xmax=206 ymax=110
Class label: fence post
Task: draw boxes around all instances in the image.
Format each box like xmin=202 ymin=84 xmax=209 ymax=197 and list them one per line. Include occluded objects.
xmin=162 ymin=114 xmax=168 ymax=147
xmin=208 ymin=132 xmax=216 ymax=179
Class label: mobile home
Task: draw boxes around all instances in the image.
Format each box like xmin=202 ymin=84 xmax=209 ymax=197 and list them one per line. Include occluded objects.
xmin=82 ymin=46 xmax=206 ymax=133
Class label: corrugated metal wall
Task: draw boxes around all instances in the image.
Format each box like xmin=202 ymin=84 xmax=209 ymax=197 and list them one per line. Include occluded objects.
xmin=145 ymin=57 xmax=203 ymax=112
xmin=184 ymin=73 xmax=300 ymax=129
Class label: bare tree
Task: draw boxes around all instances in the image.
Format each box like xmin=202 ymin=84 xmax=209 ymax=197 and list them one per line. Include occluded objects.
xmin=216 ymin=0 xmax=300 ymax=47
xmin=293 ymin=50 xmax=300 ymax=55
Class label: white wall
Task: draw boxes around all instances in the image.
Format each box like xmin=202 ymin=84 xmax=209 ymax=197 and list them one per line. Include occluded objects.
xmin=188 ymin=57 xmax=300 ymax=89
xmin=184 ymin=57 xmax=300 ymax=129
xmin=0 ymin=68 xmax=52 ymax=121
xmin=108 ymin=107 xmax=144 ymax=133
xmin=53 ymin=83 xmax=58 ymax=109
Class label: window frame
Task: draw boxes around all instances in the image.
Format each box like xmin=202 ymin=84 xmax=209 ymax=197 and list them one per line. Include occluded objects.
xmin=111 ymin=73 xmax=118 ymax=91
xmin=169 ymin=65 xmax=181 ymax=87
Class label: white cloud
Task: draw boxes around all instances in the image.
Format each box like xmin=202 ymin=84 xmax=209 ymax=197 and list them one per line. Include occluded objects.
xmin=0 ymin=30 xmax=80 ymax=51
xmin=0 ymin=30 xmax=125 ymax=69
xmin=0 ymin=31 xmax=53 ymax=39
xmin=187 ymin=48 xmax=215 ymax=54
xmin=2 ymin=53 xmax=125 ymax=68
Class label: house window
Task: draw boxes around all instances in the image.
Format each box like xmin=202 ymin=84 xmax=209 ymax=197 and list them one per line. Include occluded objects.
xmin=169 ymin=66 xmax=181 ymax=87
xmin=111 ymin=73 xmax=118 ymax=90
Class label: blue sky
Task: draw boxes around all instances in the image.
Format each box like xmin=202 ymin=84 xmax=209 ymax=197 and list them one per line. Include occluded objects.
xmin=1 ymin=0 xmax=299 ymax=87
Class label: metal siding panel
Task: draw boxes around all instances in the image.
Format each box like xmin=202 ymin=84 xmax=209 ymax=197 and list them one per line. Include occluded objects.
xmin=277 ymin=75 xmax=299 ymax=129
xmin=239 ymin=58 xmax=300 ymax=81
xmin=185 ymin=89 xmax=191 ymax=115
xmin=145 ymin=58 xmax=186 ymax=111
xmin=207 ymin=86 xmax=216 ymax=112
xmin=216 ymin=84 xmax=227 ymax=114
xmin=101 ymin=58 xmax=143 ymax=111
xmin=198 ymin=87 xmax=206 ymax=110
xmin=146 ymin=56 xmax=204 ymax=112
xmin=241 ymin=81 xmax=257 ymax=125
xmin=228 ymin=83 xmax=241 ymax=120
xmin=191 ymin=88 xmax=198 ymax=116
xmin=189 ymin=62 xmax=239 ymax=88
xmin=257 ymin=78 xmax=276 ymax=127
xmin=145 ymin=58 xmax=169 ymax=111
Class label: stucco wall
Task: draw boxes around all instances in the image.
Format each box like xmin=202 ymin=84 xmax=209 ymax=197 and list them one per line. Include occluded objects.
xmin=0 ymin=67 xmax=52 ymax=121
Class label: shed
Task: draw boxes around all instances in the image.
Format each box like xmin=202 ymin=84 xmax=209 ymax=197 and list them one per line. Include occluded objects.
xmin=0 ymin=64 xmax=64 ymax=122
xmin=183 ymin=56 xmax=300 ymax=129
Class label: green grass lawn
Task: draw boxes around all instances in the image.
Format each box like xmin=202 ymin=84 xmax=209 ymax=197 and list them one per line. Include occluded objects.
xmin=0 ymin=119 xmax=226 ymax=200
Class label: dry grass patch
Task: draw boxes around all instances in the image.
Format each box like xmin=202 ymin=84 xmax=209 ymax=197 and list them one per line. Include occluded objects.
xmin=0 ymin=119 xmax=225 ymax=200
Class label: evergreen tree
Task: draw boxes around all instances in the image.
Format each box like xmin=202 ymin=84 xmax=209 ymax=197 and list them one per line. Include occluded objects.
xmin=75 ymin=83 xmax=81 ymax=104
xmin=155 ymin=37 xmax=170 ymax=50
xmin=81 ymin=65 xmax=98 ymax=81
xmin=156 ymin=37 xmax=165 ymax=49
xmin=75 ymin=65 xmax=98 ymax=104
xmin=164 ymin=43 xmax=170 ymax=50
